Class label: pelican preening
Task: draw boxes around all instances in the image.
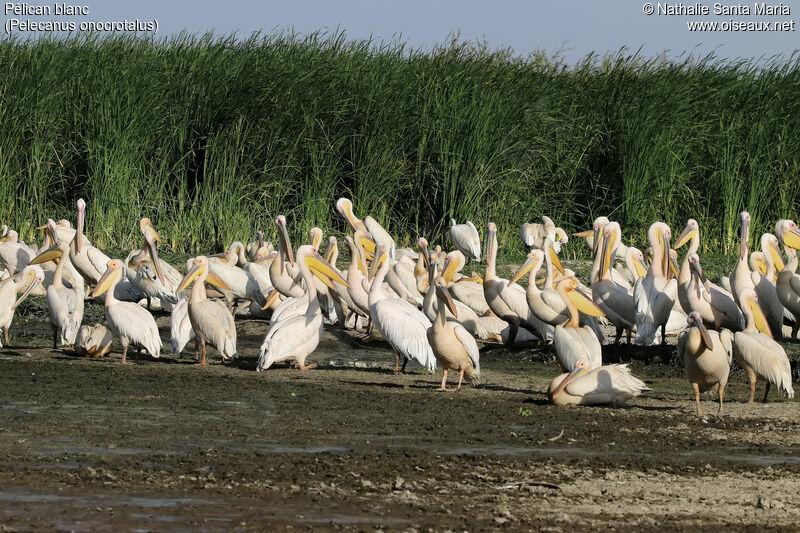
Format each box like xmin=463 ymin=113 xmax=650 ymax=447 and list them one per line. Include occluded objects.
xmin=449 ymin=219 xmax=481 ymax=262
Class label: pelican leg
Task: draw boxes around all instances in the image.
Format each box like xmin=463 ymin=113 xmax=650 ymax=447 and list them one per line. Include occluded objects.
xmin=4 ymin=326 xmax=8 ymax=347
xmin=718 ymin=385 xmax=725 ymax=415
xmin=146 ymin=296 xmax=152 ymax=311
xmin=393 ymin=353 xmax=400 ymax=374
xmin=693 ymin=383 xmax=703 ymax=416
xmin=504 ymin=317 xmax=519 ymax=347
xmin=198 ymin=340 xmax=208 ymax=366
xmin=194 ymin=336 xmax=199 ymax=360
xmin=626 ymin=329 xmax=632 ymax=344
xmin=745 ymin=366 xmax=757 ymax=403
xmin=614 ymin=326 xmax=623 ymax=345
xmin=120 ymin=341 xmax=131 ymax=365
xmin=401 ymin=357 xmax=409 ymax=374
xmin=792 ymin=320 xmax=799 ymax=339
xmin=299 ymin=362 xmax=317 ymax=371
xmin=136 ymin=346 xmax=142 ymax=364
xmin=366 ymin=317 xmax=373 ymax=335
xmin=51 ymin=326 xmax=58 ymax=350
xmin=762 ymin=382 xmax=771 ymax=403
xmin=437 ymin=369 xmax=449 ymax=391
xmin=455 ymin=369 xmax=465 ymax=391
xmin=660 ymin=324 xmax=667 ymax=345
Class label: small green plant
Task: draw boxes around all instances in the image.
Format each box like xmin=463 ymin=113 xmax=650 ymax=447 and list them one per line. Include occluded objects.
xmin=518 ymin=407 xmax=532 ymax=417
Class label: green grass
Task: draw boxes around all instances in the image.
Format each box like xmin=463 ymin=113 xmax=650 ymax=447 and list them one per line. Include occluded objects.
xmin=1 ymin=33 xmax=799 ymax=260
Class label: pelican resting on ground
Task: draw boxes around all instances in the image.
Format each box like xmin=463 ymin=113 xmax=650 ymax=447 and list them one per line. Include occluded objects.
xmin=369 ymin=244 xmax=436 ymax=374
xmin=427 ymin=276 xmax=480 ymax=390
xmin=74 ymin=324 xmax=114 ymax=357
xmin=91 ymin=260 xmax=162 ymax=364
xmin=548 ymin=359 xmax=649 ymax=406
xmin=678 ymin=312 xmax=733 ymax=416
xmin=258 ymin=245 xmax=349 ymax=371
xmin=449 ymin=218 xmax=481 ymax=261
xmin=732 ymin=288 xmax=794 ymax=403
xmin=176 ymin=256 xmax=238 ymax=365
xmin=0 ymin=265 xmax=44 ymax=346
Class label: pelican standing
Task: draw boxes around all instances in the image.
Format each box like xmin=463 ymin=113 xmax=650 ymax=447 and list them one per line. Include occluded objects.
xmin=732 ymin=288 xmax=794 ymax=402
xmin=633 ymin=222 xmax=677 ymax=345
xmin=0 ymin=265 xmax=44 ymax=346
xmin=30 ymin=232 xmax=85 ymax=349
xmin=776 ymin=219 xmax=800 ymax=337
xmin=427 ymin=276 xmax=480 ymax=390
xmin=269 ymin=216 xmax=304 ymax=298
xmin=678 ymin=312 xmax=733 ymax=415
xmin=552 ymin=278 xmax=605 ymax=372
xmin=257 ymin=245 xmax=349 ymax=371
xmin=336 ymin=198 xmax=395 ymax=259
xmin=369 ymin=244 xmax=436 ymax=374
xmin=683 ymin=254 xmax=744 ymax=331
xmin=176 ymin=256 xmax=238 ymax=365
xmin=449 ymin=219 xmax=481 ymax=261
xmin=69 ymin=198 xmax=112 ymax=289
xmin=91 ymin=260 xmax=162 ymax=364
xmin=591 ymin=222 xmax=636 ymax=344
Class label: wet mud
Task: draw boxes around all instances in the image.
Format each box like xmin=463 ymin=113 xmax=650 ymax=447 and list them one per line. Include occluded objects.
xmin=1 ymin=311 xmax=800 ymax=531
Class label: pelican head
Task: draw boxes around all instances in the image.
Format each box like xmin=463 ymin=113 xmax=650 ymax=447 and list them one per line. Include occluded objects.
xmin=297 ymin=244 xmax=350 ymax=289
xmin=433 ymin=276 xmax=458 ymax=318
xmin=549 ymin=358 xmax=590 ymax=400
xmin=143 ymin=232 xmax=166 ymax=285
xmin=30 ymin=221 xmax=69 ymax=265
xmin=687 ymin=252 xmax=709 ymax=288
xmin=776 ymin=219 xmax=800 ymax=250
xmin=555 ymin=227 xmax=568 ymax=245
xmin=687 ymin=311 xmax=714 ymax=351
xmin=739 ymin=211 xmax=751 ymax=259
xmin=75 ymin=197 xmax=87 ymax=253
xmin=336 ymin=198 xmax=361 ymax=232
xmin=275 ymin=215 xmax=296 ymax=268
xmin=368 ymin=244 xmax=388 ymax=282
xmin=557 ymin=277 xmax=605 ymax=318
xmin=0 ymin=229 xmax=17 ymax=243
xmin=325 ymin=236 xmax=338 ymax=264
xmin=738 ymin=287 xmax=771 ymax=337
xmin=509 ymin=249 xmax=544 ymax=286
xmin=139 ymin=217 xmax=161 ymax=243
xmin=762 ymin=233 xmax=785 ymax=274
xmin=627 ymin=247 xmax=648 ymax=279
xmin=309 ymin=227 xmax=324 ymax=251
xmin=674 ymin=219 xmax=698 ymax=249
xmin=599 ymin=222 xmax=621 ymax=281
xmin=91 ymin=260 xmax=125 ymax=298
xmin=12 ymin=265 xmax=45 ymax=309
xmin=176 ymin=256 xmax=232 ymax=293
xmin=443 ymin=251 xmax=465 ymax=283
xmin=344 ymin=236 xmax=368 ymax=275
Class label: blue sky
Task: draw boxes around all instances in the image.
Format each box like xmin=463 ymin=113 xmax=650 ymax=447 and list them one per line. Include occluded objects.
xmin=5 ymin=1 xmax=799 ymax=63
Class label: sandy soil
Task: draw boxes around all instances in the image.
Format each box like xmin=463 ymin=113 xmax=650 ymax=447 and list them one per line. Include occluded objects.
xmin=1 ymin=311 xmax=800 ymax=532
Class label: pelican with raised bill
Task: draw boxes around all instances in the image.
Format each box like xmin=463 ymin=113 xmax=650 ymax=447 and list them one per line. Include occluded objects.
xmin=176 ymin=256 xmax=238 ymax=365
xmin=634 ymin=222 xmax=678 ymax=345
xmin=0 ymin=265 xmax=45 ymax=347
xmin=258 ymin=245 xmax=349 ymax=372
xmin=69 ymin=198 xmax=112 ymax=290
xmin=427 ymin=276 xmax=480 ymax=391
xmin=91 ymin=260 xmax=162 ymax=364
xmin=449 ymin=218 xmax=481 ymax=261
xmin=29 ymin=226 xmax=85 ymax=349
xmin=732 ymin=288 xmax=794 ymax=403
xmin=679 ymin=312 xmax=733 ymax=416
xmin=591 ymin=223 xmax=638 ymax=344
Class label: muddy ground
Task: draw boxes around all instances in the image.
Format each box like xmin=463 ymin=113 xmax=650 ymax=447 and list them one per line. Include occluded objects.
xmin=2 ymin=305 xmax=800 ymax=532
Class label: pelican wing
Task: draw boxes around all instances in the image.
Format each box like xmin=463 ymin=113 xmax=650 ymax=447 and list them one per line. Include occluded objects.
xmin=372 ymin=299 xmax=435 ymax=371
xmin=593 ymin=280 xmax=635 ymax=329
xmin=718 ymin=329 xmax=734 ymax=365
xmin=564 ymin=364 xmax=650 ymax=404
xmin=450 ymin=222 xmax=481 ymax=261
xmin=86 ymin=246 xmax=112 ymax=278
xmin=453 ymin=323 xmax=480 ymax=371
xmin=704 ymin=286 xmax=745 ymax=330
xmin=190 ymin=300 xmax=237 ymax=358
xmin=364 ymin=216 xmax=396 ymax=259
xmin=733 ymin=331 xmax=794 ymax=397
xmin=258 ymin=315 xmax=323 ymax=370
xmin=170 ymin=297 xmax=195 ymax=354
xmin=107 ymin=302 xmax=162 ymax=357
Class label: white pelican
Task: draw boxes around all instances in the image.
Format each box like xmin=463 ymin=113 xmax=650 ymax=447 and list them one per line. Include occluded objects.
xmin=520 ymin=216 xmax=567 ymax=254
xmin=91 ymin=260 xmax=162 ymax=364
xmin=449 ymin=219 xmax=481 ymax=261
xmin=678 ymin=312 xmax=733 ymax=415
xmin=0 ymin=265 xmax=44 ymax=346
xmin=69 ymin=198 xmax=112 ymax=289
xmin=176 ymin=256 xmax=238 ymax=365
xmin=369 ymin=244 xmax=436 ymax=374
xmin=343 ymin=235 xmax=371 ymax=328
xmin=246 ymin=231 xmax=273 ymax=262
xmin=634 ymin=222 xmax=678 ymax=345
xmin=732 ymin=288 xmax=794 ymax=402
xmin=427 ymin=276 xmax=480 ymax=390
xmin=0 ymin=230 xmax=35 ymax=274
xmin=548 ymin=359 xmax=649 ymax=406
xmin=749 ymin=233 xmax=789 ymax=338
xmin=336 ymin=198 xmax=395 ymax=259
xmin=30 ymin=234 xmax=85 ymax=349
xmin=126 ymin=219 xmax=182 ymax=309
xmin=684 ymin=253 xmax=744 ymax=331
xmin=257 ymin=245 xmax=348 ymax=371
xmin=573 ymin=216 xmax=610 ymax=258
xmin=75 ymin=324 xmax=113 ymax=357
xmin=170 ymin=297 xmax=195 ymax=356
xmin=776 ymin=219 xmax=800 ymax=337
xmin=552 ymin=277 xmax=605 ymax=372
xmin=591 ymin=223 xmax=636 ymax=343
xmin=483 ymin=222 xmax=539 ymax=345
xmin=269 ymin=216 xmax=304 ymax=298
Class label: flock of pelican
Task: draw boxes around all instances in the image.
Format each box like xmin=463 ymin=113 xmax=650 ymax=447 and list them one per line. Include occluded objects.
xmin=0 ymin=199 xmax=798 ymax=414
